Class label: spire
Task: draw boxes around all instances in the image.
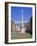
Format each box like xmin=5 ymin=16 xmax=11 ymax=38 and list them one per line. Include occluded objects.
xmin=22 ymin=9 xmax=23 ymax=14
xmin=22 ymin=9 xmax=23 ymax=23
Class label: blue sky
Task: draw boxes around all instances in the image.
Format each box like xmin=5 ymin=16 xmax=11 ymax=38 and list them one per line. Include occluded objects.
xmin=11 ymin=7 xmax=32 ymax=23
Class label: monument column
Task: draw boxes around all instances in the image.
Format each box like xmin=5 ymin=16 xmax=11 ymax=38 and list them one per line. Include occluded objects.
xmin=20 ymin=9 xmax=26 ymax=34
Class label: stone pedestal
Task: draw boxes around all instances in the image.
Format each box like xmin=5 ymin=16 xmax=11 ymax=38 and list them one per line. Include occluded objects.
xmin=20 ymin=27 xmax=25 ymax=34
xmin=20 ymin=23 xmax=26 ymax=34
